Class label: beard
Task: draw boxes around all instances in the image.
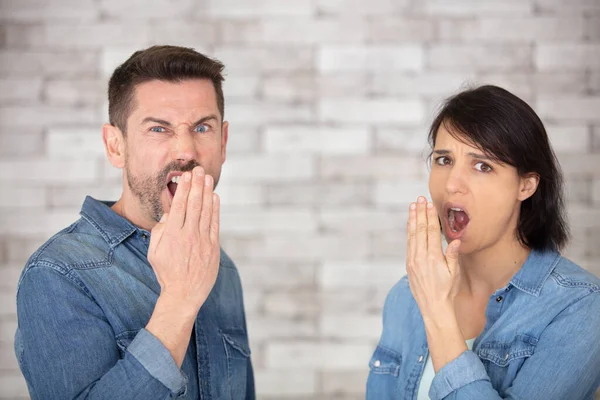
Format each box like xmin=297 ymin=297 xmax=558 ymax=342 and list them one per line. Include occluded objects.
xmin=126 ymin=159 xmax=217 ymax=223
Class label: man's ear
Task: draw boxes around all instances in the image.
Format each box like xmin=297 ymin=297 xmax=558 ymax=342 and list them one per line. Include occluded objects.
xmin=220 ymin=120 xmax=228 ymax=164
xmin=102 ymin=123 xmax=126 ymax=169
xmin=517 ymin=173 xmax=540 ymax=201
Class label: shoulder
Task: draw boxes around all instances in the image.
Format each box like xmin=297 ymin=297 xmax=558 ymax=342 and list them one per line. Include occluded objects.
xmin=550 ymin=255 xmax=600 ymax=293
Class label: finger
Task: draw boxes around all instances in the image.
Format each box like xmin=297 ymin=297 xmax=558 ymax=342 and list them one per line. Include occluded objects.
xmin=199 ymin=175 xmax=214 ymax=238
xmin=445 ymin=239 xmax=461 ymax=275
xmin=149 ymin=213 xmax=169 ymax=255
xmin=168 ymin=171 xmax=192 ymax=230
xmin=426 ymin=201 xmax=443 ymax=253
xmin=210 ymin=193 xmax=220 ymax=245
xmin=415 ymin=196 xmax=428 ymax=261
xmin=407 ymin=202 xmax=417 ymax=271
xmin=184 ymin=166 xmax=206 ymax=232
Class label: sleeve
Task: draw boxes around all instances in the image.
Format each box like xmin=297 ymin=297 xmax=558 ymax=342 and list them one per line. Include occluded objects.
xmin=15 ymin=263 xmax=188 ymax=400
xmin=429 ymin=292 xmax=600 ymax=400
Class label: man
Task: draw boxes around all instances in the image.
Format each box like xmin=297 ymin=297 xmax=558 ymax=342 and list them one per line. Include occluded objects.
xmin=14 ymin=45 xmax=255 ymax=399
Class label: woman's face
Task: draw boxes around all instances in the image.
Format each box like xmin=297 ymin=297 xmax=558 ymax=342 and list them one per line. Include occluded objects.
xmin=428 ymin=124 xmax=537 ymax=255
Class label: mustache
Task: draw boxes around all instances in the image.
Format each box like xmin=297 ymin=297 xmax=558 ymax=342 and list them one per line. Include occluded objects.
xmin=157 ymin=160 xmax=201 ymax=183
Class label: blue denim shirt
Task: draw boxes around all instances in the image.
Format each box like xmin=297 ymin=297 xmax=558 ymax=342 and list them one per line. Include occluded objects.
xmin=15 ymin=196 xmax=255 ymax=400
xmin=367 ymin=250 xmax=600 ymax=400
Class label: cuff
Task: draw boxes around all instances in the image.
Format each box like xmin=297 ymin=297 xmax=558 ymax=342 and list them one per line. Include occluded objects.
xmin=128 ymin=328 xmax=188 ymax=395
xmin=429 ymin=350 xmax=490 ymax=400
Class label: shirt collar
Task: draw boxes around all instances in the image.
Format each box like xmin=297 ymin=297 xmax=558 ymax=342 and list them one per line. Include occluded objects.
xmin=509 ymin=249 xmax=561 ymax=297
xmin=79 ymin=196 xmax=139 ymax=247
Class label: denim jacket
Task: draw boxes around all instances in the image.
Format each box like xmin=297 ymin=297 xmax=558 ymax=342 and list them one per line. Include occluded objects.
xmin=15 ymin=196 xmax=255 ymax=400
xmin=367 ymin=250 xmax=600 ymax=400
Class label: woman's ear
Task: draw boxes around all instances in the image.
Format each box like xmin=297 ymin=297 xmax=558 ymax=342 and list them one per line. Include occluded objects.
xmin=518 ymin=173 xmax=540 ymax=201
xmin=102 ymin=123 xmax=125 ymax=169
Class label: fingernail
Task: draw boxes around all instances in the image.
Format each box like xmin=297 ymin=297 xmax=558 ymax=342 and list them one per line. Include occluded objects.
xmin=410 ymin=203 xmax=416 ymax=210
xmin=183 ymin=172 xmax=191 ymax=182
xmin=418 ymin=197 xmax=425 ymax=204
xmin=427 ymin=203 xmax=433 ymax=209
xmin=205 ymin=175 xmax=212 ymax=186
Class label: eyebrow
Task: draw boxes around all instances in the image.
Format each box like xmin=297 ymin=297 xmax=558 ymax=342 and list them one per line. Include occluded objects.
xmin=141 ymin=115 xmax=219 ymax=127
xmin=433 ymin=149 xmax=495 ymax=161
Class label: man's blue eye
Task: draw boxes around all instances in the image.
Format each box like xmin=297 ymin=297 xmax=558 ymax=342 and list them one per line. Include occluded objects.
xmin=195 ymin=125 xmax=208 ymax=133
xmin=150 ymin=126 xmax=165 ymax=133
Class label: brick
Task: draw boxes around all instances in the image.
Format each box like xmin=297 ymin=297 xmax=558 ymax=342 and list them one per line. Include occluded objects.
xmin=265 ymin=342 xmax=374 ymax=369
xmin=370 ymin=230 xmax=409 ymax=258
xmin=264 ymin=291 xmax=320 ymax=318
xmin=241 ymin=289 xmax=262 ymax=315
xmin=0 ymin=292 xmax=16 ymax=317
xmin=236 ymin=262 xmax=317 ymax=289
xmin=438 ymin=17 xmax=585 ymax=42
xmin=100 ymin=157 xmax=123 ymax=183
xmin=563 ymin=228 xmax=587 ymax=260
xmin=584 ymin=17 xmax=600 ymax=40
xmin=262 ymin=234 xmax=370 ymax=261
xmin=320 ymin=155 xmax=426 ymax=180
xmin=219 ymin=234 xmax=265 ymax=262
xmin=319 ymin=98 xmax=424 ymax=124
xmin=470 ymin=74 xmax=532 ymax=101
xmin=7 ymin=23 xmax=149 ymax=50
xmin=531 ymin=72 xmax=587 ymax=95
xmin=0 ymin=130 xmax=44 ymax=157
xmin=0 ymin=264 xmax=21 ymax=290
xmin=99 ymin=0 xmax=198 ymax=19
xmin=556 ymin=154 xmax=600 ymax=179
xmin=207 ymin=0 xmax=313 ymax=17
xmin=318 ymin=45 xmax=424 ymax=72
xmin=214 ymin=183 xmax=264 ymax=206
xmin=418 ymin=0 xmax=533 ymax=16
xmin=375 ymin=180 xmax=433 ymax=207
xmin=375 ymin=126 xmax=432 ymax=155
xmin=48 ymin=184 xmax=122 ymax=208
xmin=147 ymin=22 xmax=218 ymax=48
xmin=0 ymin=372 xmax=29 ymax=397
xmin=534 ymin=0 xmax=600 ymax=15
xmin=261 ymin=74 xmax=316 ymax=102
xmin=564 ymin=179 xmax=591 ymax=205
xmin=320 ymin=260 xmax=405 ymax=289
xmin=0 ymin=0 xmax=98 ymax=21
xmin=101 ymin=46 xmax=146 ymax=78
xmin=5 ymin=236 xmax=47 ymax=263
xmin=367 ymin=17 xmax=435 ymax=42
xmin=221 ymin=18 xmax=367 ymax=44
xmin=316 ymin=73 xmax=371 ymax=98
xmin=43 ymin=79 xmax=104 ymax=106
xmin=320 ymin=314 xmax=382 ymax=340
xmin=0 ymin=78 xmax=42 ymax=104
xmin=0 ymin=209 xmax=80 ymax=236
xmin=546 ymin=125 xmax=590 ymax=154
xmin=255 ymin=370 xmax=317 ymax=397
xmin=0 ymin=187 xmax=45 ymax=208
xmin=593 ymin=126 xmax=600 ymax=152
xmin=223 ymin=75 xmax=260 ymax=99
xmin=214 ymin=46 xmax=313 ymax=72
xmin=535 ymin=44 xmax=600 ymax=71
xmin=592 ymin=180 xmax=600 ymax=205
xmin=315 ymin=0 xmax=410 ymax=15
xmin=0 ymin=159 xmax=98 ymax=184
xmin=227 ymin=102 xmax=313 ymax=126
xmin=322 ymin=370 xmax=371 ymax=396
xmin=371 ymin=73 xmax=466 ymax=97
xmin=0 ymin=106 xmax=100 ymax=127
xmin=0 ymin=343 xmax=20 ymax=372
xmin=0 ymin=51 xmax=100 ymax=78
xmin=223 ymin=127 xmax=261 ymax=154
xmin=220 ymin=208 xmax=318 ymax=233
xmin=569 ymin=207 xmax=600 ymax=229
xmin=222 ymin=155 xmax=315 ymax=182
xmin=0 ymin=316 xmax=17 ymax=344
xmin=247 ymin=317 xmax=317 ymax=342
xmin=588 ymin=227 xmax=600 ymax=258
xmin=427 ymin=45 xmax=532 ymax=72
xmin=266 ymin=182 xmax=372 ymax=207
xmin=46 ymin=128 xmax=105 ymax=158
xmin=536 ymin=97 xmax=600 ymax=123
xmin=264 ymin=126 xmax=371 ymax=154
xmin=319 ymin=208 xmax=406 ymax=232
xmin=319 ymin=289 xmax=387 ymax=314
xmin=590 ymin=73 xmax=600 ymax=95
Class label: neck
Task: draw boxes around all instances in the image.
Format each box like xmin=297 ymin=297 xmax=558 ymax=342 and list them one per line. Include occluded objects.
xmin=458 ymin=235 xmax=531 ymax=298
xmin=111 ymin=193 xmax=156 ymax=232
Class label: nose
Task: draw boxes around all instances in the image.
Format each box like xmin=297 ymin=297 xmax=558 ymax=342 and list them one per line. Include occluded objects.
xmin=171 ymin=131 xmax=197 ymax=162
xmin=445 ymin=163 xmax=469 ymax=195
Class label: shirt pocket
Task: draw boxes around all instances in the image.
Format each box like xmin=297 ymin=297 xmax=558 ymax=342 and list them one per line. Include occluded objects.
xmin=367 ymin=345 xmax=402 ymax=399
xmin=477 ymin=334 xmax=537 ymax=394
xmin=220 ymin=329 xmax=251 ymax=400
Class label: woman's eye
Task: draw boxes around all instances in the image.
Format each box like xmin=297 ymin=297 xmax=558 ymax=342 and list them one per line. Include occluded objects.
xmin=475 ymin=162 xmax=492 ymax=173
xmin=194 ymin=125 xmax=208 ymax=133
xmin=435 ymin=156 xmax=451 ymax=166
xmin=150 ymin=126 xmax=165 ymax=133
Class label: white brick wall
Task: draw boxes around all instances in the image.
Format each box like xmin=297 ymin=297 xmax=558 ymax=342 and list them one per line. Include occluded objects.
xmin=0 ymin=2 xmax=599 ymax=400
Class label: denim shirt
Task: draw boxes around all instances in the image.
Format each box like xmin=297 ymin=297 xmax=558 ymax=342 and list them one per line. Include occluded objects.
xmin=14 ymin=196 xmax=255 ymax=400
xmin=367 ymin=250 xmax=600 ymax=400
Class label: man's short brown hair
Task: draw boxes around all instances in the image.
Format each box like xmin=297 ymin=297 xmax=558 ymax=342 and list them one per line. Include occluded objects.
xmin=108 ymin=45 xmax=225 ymax=134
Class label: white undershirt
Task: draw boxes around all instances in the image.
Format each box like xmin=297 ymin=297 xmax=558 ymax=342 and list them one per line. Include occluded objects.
xmin=416 ymin=338 xmax=476 ymax=400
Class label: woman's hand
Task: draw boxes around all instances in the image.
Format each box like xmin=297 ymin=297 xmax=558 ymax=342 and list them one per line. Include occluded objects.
xmin=406 ymin=196 xmax=461 ymax=321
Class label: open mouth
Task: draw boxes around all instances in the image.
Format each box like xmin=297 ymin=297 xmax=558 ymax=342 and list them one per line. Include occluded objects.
xmin=166 ymin=173 xmax=183 ymax=199
xmin=444 ymin=204 xmax=470 ymax=240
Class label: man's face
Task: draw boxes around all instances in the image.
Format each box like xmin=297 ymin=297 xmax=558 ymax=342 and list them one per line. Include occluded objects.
xmin=123 ymin=79 xmax=227 ymax=223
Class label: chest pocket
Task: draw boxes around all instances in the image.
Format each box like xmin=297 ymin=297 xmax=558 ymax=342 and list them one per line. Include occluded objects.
xmin=221 ymin=329 xmax=251 ymax=400
xmin=367 ymin=345 xmax=402 ymax=398
xmin=477 ymin=334 xmax=537 ymax=394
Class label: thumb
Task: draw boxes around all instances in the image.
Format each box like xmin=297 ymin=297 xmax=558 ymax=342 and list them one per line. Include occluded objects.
xmin=445 ymin=239 xmax=461 ymax=272
xmin=150 ymin=213 xmax=169 ymax=244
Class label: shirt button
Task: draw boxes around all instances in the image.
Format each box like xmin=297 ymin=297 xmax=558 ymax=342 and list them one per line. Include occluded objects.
xmin=374 ymin=360 xmax=381 ymax=367
xmin=418 ymin=355 xmax=424 ymax=363
xmin=496 ymin=296 xmax=503 ymax=303
xmin=141 ymin=233 xmax=148 ymax=240
xmin=505 ymin=354 xmax=509 ymax=361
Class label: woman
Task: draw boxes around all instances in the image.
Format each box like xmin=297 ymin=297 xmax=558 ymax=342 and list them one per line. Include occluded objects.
xmin=366 ymin=85 xmax=600 ymax=400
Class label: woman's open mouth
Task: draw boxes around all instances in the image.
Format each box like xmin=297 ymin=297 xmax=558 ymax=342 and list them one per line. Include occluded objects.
xmin=444 ymin=204 xmax=470 ymax=241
